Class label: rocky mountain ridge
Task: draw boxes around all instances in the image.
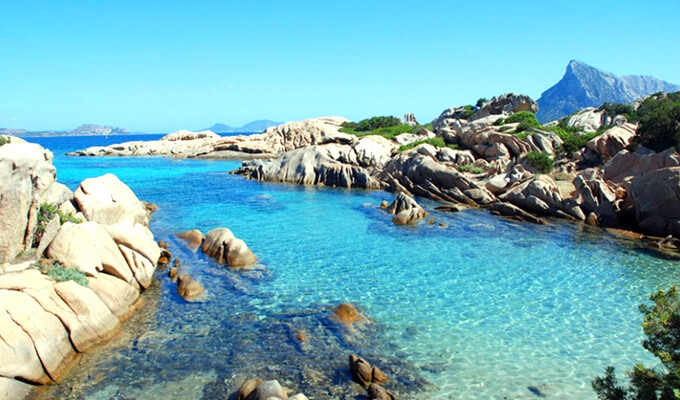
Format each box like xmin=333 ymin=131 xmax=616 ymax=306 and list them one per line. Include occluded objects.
xmin=536 ymin=60 xmax=680 ymax=123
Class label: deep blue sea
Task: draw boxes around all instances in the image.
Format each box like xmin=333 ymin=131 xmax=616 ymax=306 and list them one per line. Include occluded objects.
xmin=24 ymin=135 xmax=680 ymax=399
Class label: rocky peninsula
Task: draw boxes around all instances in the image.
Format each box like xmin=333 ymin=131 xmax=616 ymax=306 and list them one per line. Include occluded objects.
xmin=0 ymin=138 xmax=163 ymax=399
xmin=69 ymin=93 xmax=680 ymax=254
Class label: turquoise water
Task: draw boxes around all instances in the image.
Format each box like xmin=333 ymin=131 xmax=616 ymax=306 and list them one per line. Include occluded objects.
xmin=28 ymin=136 xmax=680 ymax=399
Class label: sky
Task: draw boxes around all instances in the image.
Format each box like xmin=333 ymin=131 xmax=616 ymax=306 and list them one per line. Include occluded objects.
xmin=1 ymin=1 xmax=679 ymax=133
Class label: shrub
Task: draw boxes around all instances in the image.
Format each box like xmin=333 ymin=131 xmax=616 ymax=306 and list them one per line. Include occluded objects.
xmin=344 ymin=116 xmax=402 ymax=132
xmin=398 ymin=137 xmax=459 ymax=152
xmin=598 ymin=102 xmax=639 ymax=122
xmin=592 ymin=286 xmax=680 ymax=400
xmin=634 ymin=92 xmax=680 ymax=152
xmin=525 ymin=151 xmax=553 ymax=173
xmin=0 ymin=136 xmax=9 ymax=147
xmin=476 ymin=98 xmax=487 ymax=108
xmin=461 ymin=105 xmax=477 ymax=119
xmin=540 ymin=125 xmax=598 ymax=158
xmin=37 ymin=203 xmax=82 ymax=233
xmin=506 ymin=111 xmax=541 ymax=129
xmin=37 ymin=261 xmax=88 ymax=287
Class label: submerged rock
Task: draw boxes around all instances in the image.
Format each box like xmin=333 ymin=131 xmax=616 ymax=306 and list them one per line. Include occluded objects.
xmin=177 ymin=274 xmax=204 ymax=301
xmin=332 ymin=302 xmax=364 ymax=326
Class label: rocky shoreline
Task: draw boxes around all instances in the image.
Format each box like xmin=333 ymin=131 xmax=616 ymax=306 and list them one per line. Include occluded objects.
xmin=68 ymin=93 xmax=680 ymax=256
xmin=0 ymin=139 xmax=164 ymax=399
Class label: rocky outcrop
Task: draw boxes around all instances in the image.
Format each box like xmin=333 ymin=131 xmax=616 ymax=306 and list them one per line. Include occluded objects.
xmin=202 ymin=228 xmax=257 ymax=268
xmin=604 ymin=148 xmax=680 ymax=184
xmin=385 ymin=192 xmax=428 ymax=225
xmin=565 ymin=108 xmax=616 ymax=132
xmin=630 ymin=167 xmax=680 ymax=236
xmin=234 ymin=146 xmax=384 ymax=190
xmin=501 ymin=175 xmax=585 ymax=220
xmin=381 ymin=148 xmax=495 ymax=206
xmin=403 ymin=113 xmax=418 ymax=127
xmin=583 ymin=124 xmax=636 ymax=161
xmin=0 ymin=143 xmax=56 ymax=262
xmin=469 ymin=93 xmax=538 ymax=121
xmin=0 ymin=140 xmax=161 ymax=396
xmin=349 ymin=355 xmax=389 ymax=387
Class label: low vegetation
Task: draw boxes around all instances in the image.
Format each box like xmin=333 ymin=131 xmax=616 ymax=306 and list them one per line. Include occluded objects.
xmin=456 ymin=164 xmax=483 ymax=174
xmin=398 ymin=137 xmax=459 ymax=152
xmin=38 ymin=202 xmax=82 ymax=229
xmin=36 ymin=260 xmax=88 ymax=287
xmin=592 ymin=286 xmax=680 ymax=400
xmin=525 ymin=151 xmax=553 ymax=174
xmin=340 ymin=116 xmax=431 ymax=139
xmin=0 ymin=136 xmax=9 ymax=147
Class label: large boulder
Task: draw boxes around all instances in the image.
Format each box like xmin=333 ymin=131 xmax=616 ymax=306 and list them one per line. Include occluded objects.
xmin=202 ymin=228 xmax=257 ymax=268
xmin=261 ymin=116 xmax=353 ymax=153
xmin=565 ymin=108 xmax=613 ymax=132
xmin=74 ymin=174 xmax=149 ymax=226
xmin=630 ymin=167 xmax=680 ymax=236
xmin=160 ymin=130 xmax=220 ymax=142
xmin=104 ymin=220 xmax=161 ymax=268
xmin=86 ymin=273 xmax=141 ymax=321
xmin=585 ymin=124 xmax=636 ymax=161
xmin=0 ymin=142 xmax=56 ymax=262
xmin=234 ymin=146 xmax=384 ymax=190
xmin=386 ymin=192 xmax=428 ymax=225
xmin=47 ymin=221 xmax=134 ymax=283
xmin=353 ymin=135 xmax=397 ymax=168
xmin=501 ymin=175 xmax=584 ymax=220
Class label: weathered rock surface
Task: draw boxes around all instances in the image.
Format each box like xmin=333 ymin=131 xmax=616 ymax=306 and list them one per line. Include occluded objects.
xmin=470 ymin=93 xmax=538 ymax=121
xmin=381 ymin=149 xmax=495 ymax=206
xmin=386 ymin=192 xmax=428 ymax=225
xmin=0 ymin=289 xmax=75 ymax=382
xmin=87 ymin=273 xmax=141 ymax=321
xmin=47 ymin=221 xmax=133 ymax=282
xmin=202 ymin=228 xmax=257 ymax=268
xmin=584 ymin=124 xmax=636 ymax=161
xmin=235 ymin=146 xmax=383 ymax=189
xmin=604 ymin=148 xmax=680 ymax=184
xmin=630 ymin=167 xmax=680 ymax=236
xmin=104 ymin=220 xmax=161 ymax=268
xmin=74 ymin=173 xmax=149 ymax=226
xmin=565 ymin=108 xmax=615 ymax=132
xmin=349 ymin=355 xmax=389 ymax=388
xmin=0 ymin=142 xmax=56 ymax=262
xmin=177 ymin=274 xmax=204 ymax=300
xmin=501 ymin=175 xmax=584 ymax=220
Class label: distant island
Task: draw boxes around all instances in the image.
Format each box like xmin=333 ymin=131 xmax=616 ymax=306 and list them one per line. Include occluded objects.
xmin=0 ymin=124 xmax=130 ymax=137
xmin=202 ymin=120 xmax=281 ymax=133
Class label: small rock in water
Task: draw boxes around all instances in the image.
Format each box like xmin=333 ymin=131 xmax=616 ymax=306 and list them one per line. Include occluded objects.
xmin=295 ymin=329 xmax=308 ymax=342
xmin=367 ymin=383 xmax=397 ymax=400
xmin=333 ymin=303 xmax=364 ymax=326
xmin=438 ymin=222 xmax=448 ymax=227
xmin=168 ymin=267 xmax=179 ymax=282
xmin=380 ymin=200 xmax=389 ymax=209
xmin=173 ymin=258 xmax=181 ymax=268
xmin=176 ymin=229 xmax=205 ymax=251
xmin=177 ymin=274 xmax=204 ymax=300
xmin=527 ymin=385 xmax=547 ymax=397
xmin=427 ymin=218 xmax=434 ymax=225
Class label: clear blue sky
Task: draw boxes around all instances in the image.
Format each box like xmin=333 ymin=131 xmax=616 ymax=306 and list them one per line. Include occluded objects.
xmin=1 ymin=0 xmax=678 ymax=132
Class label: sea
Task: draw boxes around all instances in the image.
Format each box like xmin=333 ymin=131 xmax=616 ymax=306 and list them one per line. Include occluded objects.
xmin=21 ymin=134 xmax=680 ymax=400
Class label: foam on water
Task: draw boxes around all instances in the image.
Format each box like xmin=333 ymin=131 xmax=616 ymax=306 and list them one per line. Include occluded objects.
xmin=29 ymin=136 xmax=680 ymax=399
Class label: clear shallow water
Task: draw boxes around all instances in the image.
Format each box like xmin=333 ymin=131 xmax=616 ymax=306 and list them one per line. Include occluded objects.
xmin=26 ymin=136 xmax=680 ymax=399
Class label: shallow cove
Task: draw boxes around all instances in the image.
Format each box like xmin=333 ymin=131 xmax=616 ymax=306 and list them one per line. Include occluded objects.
xmin=28 ymin=135 xmax=680 ymax=400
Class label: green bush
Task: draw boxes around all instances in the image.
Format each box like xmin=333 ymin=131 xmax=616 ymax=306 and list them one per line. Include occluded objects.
xmin=634 ymin=92 xmax=680 ymax=152
xmin=539 ymin=125 xmax=598 ymax=158
xmin=0 ymin=136 xmax=9 ymax=147
xmin=398 ymin=137 xmax=459 ymax=152
xmin=341 ymin=116 xmax=402 ymax=132
xmin=37 ymin=261 xmax=88 ymax=287
xmin=597 ymin=102 xmax=639 ymax=122
xmin=525 ymin=151 xmax=553 ymax=173
xmin=37 ymin=203 xmax=82 ymax=234
xmin=461 ymin=105 xmax=477 ymax=119
xmin=592 ymin=286 xmax=680 ymax=400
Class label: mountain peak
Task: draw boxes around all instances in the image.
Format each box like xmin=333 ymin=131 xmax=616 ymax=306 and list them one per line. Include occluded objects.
xmin=536 ymin=61 xmax=680 ymax=122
